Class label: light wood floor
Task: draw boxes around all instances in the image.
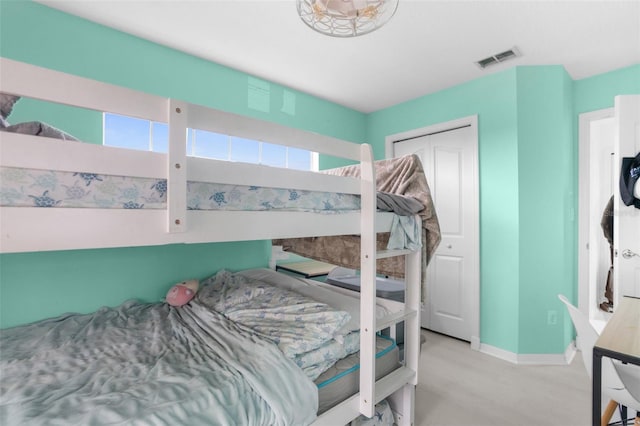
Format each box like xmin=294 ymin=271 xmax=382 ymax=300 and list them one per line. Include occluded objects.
xmin=416 ymin=330 xmax=591 ymax=426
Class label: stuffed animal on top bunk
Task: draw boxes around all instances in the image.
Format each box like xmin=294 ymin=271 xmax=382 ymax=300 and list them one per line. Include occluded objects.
xmin=0 ymin=93 xmax=79 ymax=141
xmin=165 ymin=279 xmax=200 ymax=306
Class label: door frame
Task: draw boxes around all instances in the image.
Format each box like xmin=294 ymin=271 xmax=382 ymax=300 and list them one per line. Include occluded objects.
xmin=385 ymin=115 xmax=480 ymax=350
xmin=612 ymin=95 xmax=640 ymax=304
xmin=577 ymin=107 xmax=614 ymax=330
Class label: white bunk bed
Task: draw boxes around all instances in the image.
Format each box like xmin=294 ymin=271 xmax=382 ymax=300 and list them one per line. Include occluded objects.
xmin=0 ymin=58 xmax=422 ymax=426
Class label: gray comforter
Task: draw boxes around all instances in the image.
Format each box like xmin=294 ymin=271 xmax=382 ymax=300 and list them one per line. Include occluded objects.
xmin=0 ymin=300 xmax=318 ymax=425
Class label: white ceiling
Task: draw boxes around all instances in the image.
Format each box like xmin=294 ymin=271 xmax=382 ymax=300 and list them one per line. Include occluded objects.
xmin=37 ymin=0 xmax=640 ymax=113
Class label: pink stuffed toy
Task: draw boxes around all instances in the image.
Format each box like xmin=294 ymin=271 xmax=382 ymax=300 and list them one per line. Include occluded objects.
xmin=166 ymin=279 xmax=199 ymax=307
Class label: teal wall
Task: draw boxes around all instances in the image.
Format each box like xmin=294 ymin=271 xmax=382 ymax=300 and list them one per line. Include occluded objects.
xmin=0 ymin=243 xmax=268 ymax=328
xmin=0 ymin=1 xmax=366 ymax=148
xmin=1 ymin=1 xmax=639 ymax=357
xmin=515 ymin=66 xmax=574 ymax=354
xmin=367 ymin=70 xmax=523 ymax=352
xmin=0 ymin=0 xmax=366 ymax=328
xmin=574 ymin=64 xmax=640 ymax=115
xmin=367 ymin=64 xmax=639 ymax=355
xmin=8 ymin=99 xmax=102 ymax=144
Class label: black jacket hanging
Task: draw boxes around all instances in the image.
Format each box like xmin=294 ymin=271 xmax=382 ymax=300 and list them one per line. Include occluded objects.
xmin=620 ymin=152 xmax=640 ymax=209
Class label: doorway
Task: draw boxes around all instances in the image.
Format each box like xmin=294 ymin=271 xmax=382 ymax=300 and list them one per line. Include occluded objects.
xmin=386 ymin=115 xmax=480 ymax=350
xmin=578 ymin=108 xmax=615 ymax=332
xmin=578 ymin=96 xmax=640 ymax=336
xmin=611 ymin=95 xmax=640 ymax=303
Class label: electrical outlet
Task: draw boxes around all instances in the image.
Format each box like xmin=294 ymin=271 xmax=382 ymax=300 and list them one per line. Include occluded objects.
xmin=547 ymin=310 xmax=558 ymax=325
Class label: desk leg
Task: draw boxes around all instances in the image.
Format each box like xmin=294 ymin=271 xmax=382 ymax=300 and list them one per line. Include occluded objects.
xmin=593 ymin=348 xmax=602 ymax=426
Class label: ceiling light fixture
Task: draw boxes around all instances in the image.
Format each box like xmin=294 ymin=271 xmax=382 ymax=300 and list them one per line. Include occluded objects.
xmin=296 ymin=0 xmax=399 ymax=38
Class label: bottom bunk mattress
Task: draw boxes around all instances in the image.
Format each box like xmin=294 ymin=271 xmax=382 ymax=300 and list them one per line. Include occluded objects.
xmin=315 ymin=335 xmax=399 ymax=414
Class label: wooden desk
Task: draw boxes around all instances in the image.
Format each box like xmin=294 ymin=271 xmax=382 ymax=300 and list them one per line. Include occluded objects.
xmin=592 ymin=296 xmax=640 ymax=426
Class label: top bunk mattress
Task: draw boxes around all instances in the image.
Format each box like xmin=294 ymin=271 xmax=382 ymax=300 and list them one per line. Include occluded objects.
xmin=0 ymin=165 xmax=424 ymax=216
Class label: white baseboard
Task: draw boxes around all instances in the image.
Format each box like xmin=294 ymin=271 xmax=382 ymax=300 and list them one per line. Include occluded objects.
xmin=479 ymin=341 xmax=577 ymax=365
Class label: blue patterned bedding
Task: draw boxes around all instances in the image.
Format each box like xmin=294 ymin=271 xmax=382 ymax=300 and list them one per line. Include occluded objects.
xmin=0 ymin=165 xmax=424 ymax=252
xmin=295 ymin=331 xmax=361 ymax=380
xmin=200 ymin=271 xmax=369 ymax=382
xmin=197 ymin=270 xmax=351 ymax=358
xmin=235 ymin=268 xmax=399 ymax=381
xmin=0 ymin=166 xmax=424 ymax=217
xmin=0 ymin=166 xmax=360 ymax=212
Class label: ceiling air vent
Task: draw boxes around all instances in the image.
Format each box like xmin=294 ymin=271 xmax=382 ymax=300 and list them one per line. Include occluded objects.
xmin=475 ymin=47 xmax=521 ymax=69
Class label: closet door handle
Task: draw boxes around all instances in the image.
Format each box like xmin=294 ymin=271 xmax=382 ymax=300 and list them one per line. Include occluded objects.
xmin=622 ymin=249 xmax=639 ymax=259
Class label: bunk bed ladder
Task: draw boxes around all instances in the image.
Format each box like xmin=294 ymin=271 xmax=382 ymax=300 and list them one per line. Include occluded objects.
xmin=386 ymin=247 xmax=420 ymax=426
xmin=360 ymin=242 xmax=420 ymax=426
xmin=359 ymin=144 xmax=420 ymax=425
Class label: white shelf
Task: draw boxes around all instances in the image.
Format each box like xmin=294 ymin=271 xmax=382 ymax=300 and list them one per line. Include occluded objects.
xmin=376 ymin=249 xmax=414 ymax=259
xmin=376 ymin=308 xmax=418 ymax=333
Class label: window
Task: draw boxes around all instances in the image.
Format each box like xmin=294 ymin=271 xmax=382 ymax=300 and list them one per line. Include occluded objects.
xmin=103 ymin=113 xmax=168 ymax=152
xmin=103 ymin=113 xmax=317 ymax=171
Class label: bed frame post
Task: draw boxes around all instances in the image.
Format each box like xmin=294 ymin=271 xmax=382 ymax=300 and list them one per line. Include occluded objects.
xmin=391 ymin=243 xmax=421 ymax=424
xmin=404 ymin=245 xmax=421 ymax=385
xmin=388 ymin=383 xmax=415 ymax=426
xmin=359 ymin=143 xmax=377 ymax=418
xmin=168 ymin=99 xmax=187 ymax=233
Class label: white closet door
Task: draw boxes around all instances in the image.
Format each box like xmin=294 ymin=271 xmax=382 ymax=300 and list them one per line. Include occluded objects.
xmin=394 ymin=124 xmax=479 ymax=342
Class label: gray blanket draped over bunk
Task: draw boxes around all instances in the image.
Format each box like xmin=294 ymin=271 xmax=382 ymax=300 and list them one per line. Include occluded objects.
xmin=0 ymin=294 xmax=319 ymax=426
xmin=274 ymin=154 xmax=441 ymax=301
